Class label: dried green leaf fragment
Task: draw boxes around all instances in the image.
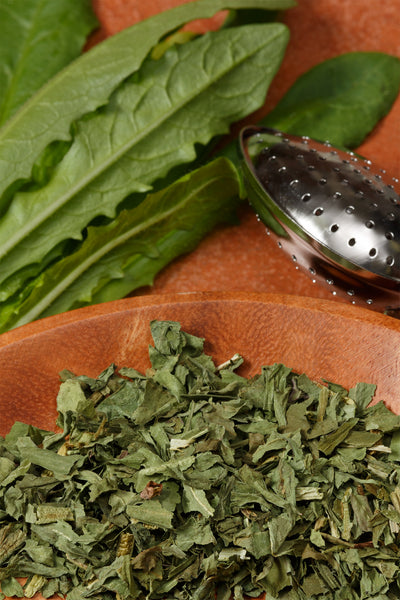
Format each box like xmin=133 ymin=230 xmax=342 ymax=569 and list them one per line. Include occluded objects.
xmin=1 ymin=320 xmax=400 ymax=599
xmin=0 ymin=525 xmax=26 ymax=565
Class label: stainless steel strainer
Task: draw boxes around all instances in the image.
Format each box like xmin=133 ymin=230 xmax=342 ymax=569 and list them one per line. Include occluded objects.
xmin=239 ymin=125 xmax=400 ymax=312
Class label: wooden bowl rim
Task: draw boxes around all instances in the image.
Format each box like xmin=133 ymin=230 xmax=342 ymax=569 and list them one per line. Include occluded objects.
xmin=1 ymin=291 xmax=400 ymax=348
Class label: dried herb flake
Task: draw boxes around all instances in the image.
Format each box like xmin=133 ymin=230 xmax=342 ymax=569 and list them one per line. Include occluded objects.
xmin=0 ymin=320 xmax=400 ymax=599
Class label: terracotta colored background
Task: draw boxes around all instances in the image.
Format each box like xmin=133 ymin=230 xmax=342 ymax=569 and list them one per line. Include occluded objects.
xmin=89 ymin=0 xmax=400 ymax=308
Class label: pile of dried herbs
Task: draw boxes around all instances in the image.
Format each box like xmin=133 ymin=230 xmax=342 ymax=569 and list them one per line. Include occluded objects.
xmin=1 ymin=320 xmax=400 ymax=600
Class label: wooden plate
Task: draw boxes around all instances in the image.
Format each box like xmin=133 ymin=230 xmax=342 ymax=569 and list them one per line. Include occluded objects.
xmin=1 ymin=292 xmax=400 ymax=600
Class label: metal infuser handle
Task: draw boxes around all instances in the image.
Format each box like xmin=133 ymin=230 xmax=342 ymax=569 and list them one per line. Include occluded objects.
xmin=240 ymin=126 xmax=400 ymax=312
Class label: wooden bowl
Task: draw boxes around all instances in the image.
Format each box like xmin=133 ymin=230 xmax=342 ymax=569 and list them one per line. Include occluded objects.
xmin=2 ymin=291 xmax=400 ymax=436
xmin=1 ymin=291 xmax=400 ymax=600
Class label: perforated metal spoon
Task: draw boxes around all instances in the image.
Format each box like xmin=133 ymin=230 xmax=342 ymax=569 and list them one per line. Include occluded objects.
xmin=239 ymin=125 xmax=400 ymax=312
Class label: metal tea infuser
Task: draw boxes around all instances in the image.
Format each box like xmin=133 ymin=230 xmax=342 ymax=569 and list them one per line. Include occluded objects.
xmin=239 ymin=126 xmax=400 ymax=312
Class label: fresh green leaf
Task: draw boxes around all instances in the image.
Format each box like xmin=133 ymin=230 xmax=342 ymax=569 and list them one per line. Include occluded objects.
xmin=222 ymin=50 xmax=400 ymax=167
xmin=0 ymin=0 xmax=294 ymax=204
xmin=0 ymin=157 xmax=242 ymax=330
xmin=0 ymin=0 xmax=98 ymax=127
xmin=223 ymin=7 xmax=283 ymax=26
xmin=0 ymin=22 xmax=289 ymax=302
xmin=263 ymin=51 xmax=400 ymax=147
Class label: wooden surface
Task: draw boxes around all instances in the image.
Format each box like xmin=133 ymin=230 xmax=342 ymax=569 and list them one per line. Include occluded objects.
xmin=90 ymin=0 xmax=400 ymax=308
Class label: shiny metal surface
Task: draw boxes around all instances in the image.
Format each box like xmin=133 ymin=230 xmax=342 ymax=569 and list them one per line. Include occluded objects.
xmin=240 ymin=126 xmax=400 ymax=311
